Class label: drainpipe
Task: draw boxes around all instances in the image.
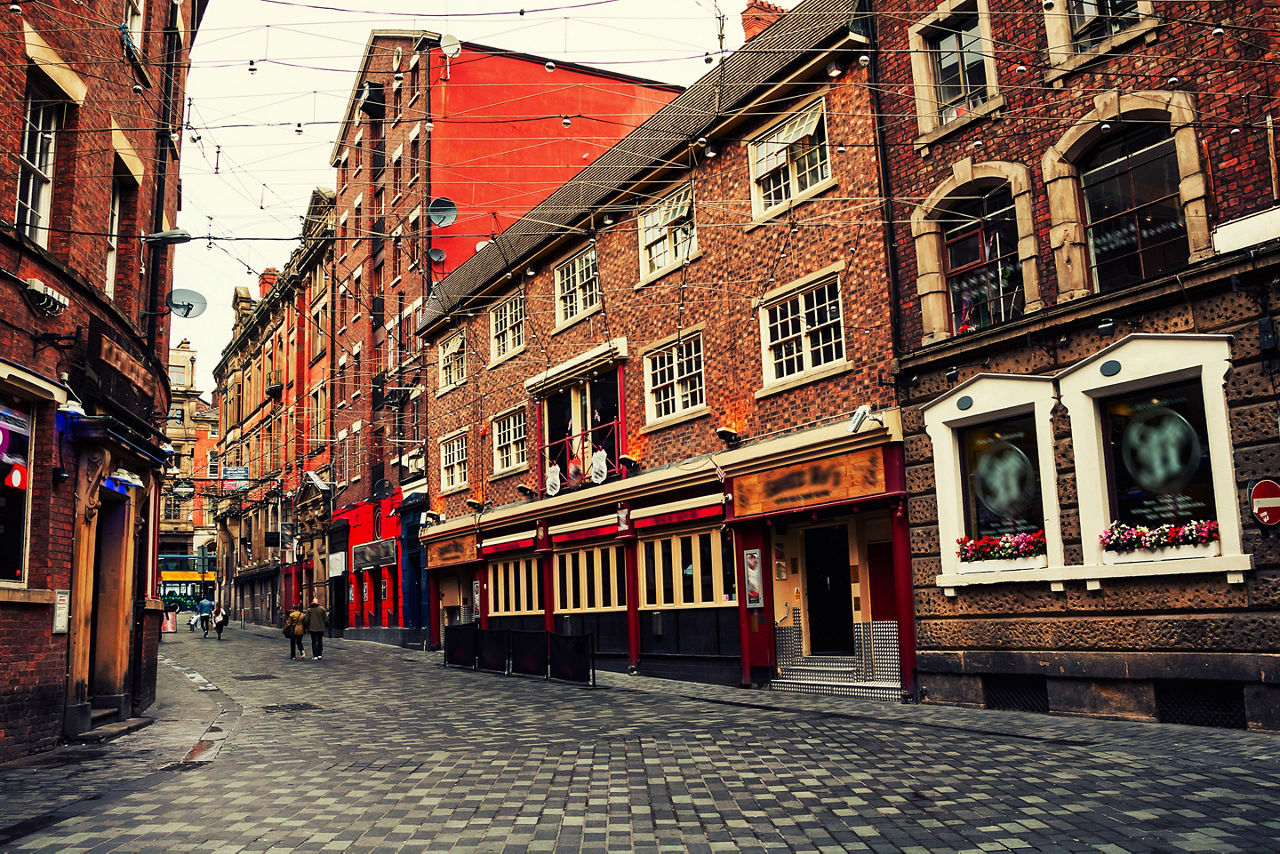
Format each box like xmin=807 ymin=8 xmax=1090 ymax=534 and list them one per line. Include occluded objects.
xmin=144 ymin=1 xmax=182 ymax=354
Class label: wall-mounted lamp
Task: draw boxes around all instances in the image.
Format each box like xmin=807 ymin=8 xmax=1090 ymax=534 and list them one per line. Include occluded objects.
xmin=394 ymin=71 xmax=404 ymax=82
xmin=618 ymin=453 xmax=641 ymax=470
xmin=465 ymin=498 xmax=489 ymax=512
xmin=825 ymin=59 xmax=843 ymax=78
xmin=516 ymin=484 xmax=537 ymax=498
xmin=110 ymin=467 xmax=144 ymax=488
xmin=57 ymin=398 xmax=85 ymax=418
xmin=945 ymin=366 xmax=960 ymax=383
xmin=421 ymin=510 xmax=441 ymax=525
xmin=715 ymin=426 xmax=740 ymax=447
xmin=1098 ymin=318 xmax=1116 ymax=334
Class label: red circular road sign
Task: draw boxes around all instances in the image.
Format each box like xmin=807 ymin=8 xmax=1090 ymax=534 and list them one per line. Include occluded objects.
xmin=1252 ymin=479 xmax=1280 ymax=526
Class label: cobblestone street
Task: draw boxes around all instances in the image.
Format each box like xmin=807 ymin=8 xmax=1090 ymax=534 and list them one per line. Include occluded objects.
xmin=2 ymin=626 xmax=1279 ymax=852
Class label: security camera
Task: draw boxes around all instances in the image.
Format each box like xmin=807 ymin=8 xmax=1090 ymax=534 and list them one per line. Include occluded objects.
xmin=848 ymin=404 xmax=873 ymax=433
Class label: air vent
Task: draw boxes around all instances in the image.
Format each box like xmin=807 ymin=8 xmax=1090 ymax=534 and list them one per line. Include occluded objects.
xmin=982 ymin=674 xmax=1049 ymax=714
xmin=1155 ymin=680 xmax=1246 ymax=729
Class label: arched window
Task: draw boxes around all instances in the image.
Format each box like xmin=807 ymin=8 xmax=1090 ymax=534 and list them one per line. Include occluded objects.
xmin=1079 ymin=123 xmax=1188 ymax=292
xmin=939 ymin=185 xmax=1022 ymax=333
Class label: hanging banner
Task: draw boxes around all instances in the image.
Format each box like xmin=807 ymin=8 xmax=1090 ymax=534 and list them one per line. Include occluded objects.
xmin=590 ymin=449 xmax=608 ymax=484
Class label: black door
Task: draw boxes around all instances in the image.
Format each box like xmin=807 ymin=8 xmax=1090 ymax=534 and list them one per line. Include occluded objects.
xmin=804 ymin=525 xmax=854 ymax=654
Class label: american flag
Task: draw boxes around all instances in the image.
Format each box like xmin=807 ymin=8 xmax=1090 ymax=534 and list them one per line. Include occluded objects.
xmin=713 ymin=458 xmax=726 ymax=483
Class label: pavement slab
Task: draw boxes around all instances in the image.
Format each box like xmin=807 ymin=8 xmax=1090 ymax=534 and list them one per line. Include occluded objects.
xmin=0 ymin=626 xmax=1278 ymax=851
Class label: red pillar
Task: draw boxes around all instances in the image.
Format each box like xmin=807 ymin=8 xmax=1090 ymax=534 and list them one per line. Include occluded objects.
xmin=426 ymin=570 xmax=440 ymax=649
xmin=891 ymin=499 xmax=917 ymax=694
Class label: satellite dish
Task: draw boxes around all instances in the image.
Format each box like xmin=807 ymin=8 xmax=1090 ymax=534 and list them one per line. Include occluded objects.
xmin=428 ymin=196 xmax=457 ymax=227
xmin=428 ymin=246 xmax=447 ymax=265
xmin=440 ymin=34 xmax=461 ymax=59
xmin=166 ymin=289 xmax=207 ymax=319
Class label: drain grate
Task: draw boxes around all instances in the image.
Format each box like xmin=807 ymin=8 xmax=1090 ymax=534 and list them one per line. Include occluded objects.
xmin=1155 ymin=680 xmax=1246 ymax=729
xmin=982 ymin=674 xmax=1050 ymax=714
xmin=262 ymin=702 xmax=321 ymax=713
xmin=236 ymin=674 xmax=278 ymax=681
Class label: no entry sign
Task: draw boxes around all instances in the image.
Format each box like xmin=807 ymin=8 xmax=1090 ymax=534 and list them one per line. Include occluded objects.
xmin=1251 ymin=479 xmax=1280 ymax=526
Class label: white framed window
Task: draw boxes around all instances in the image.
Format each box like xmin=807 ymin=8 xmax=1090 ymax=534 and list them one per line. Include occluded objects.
xmin=1043 ymin=0 xmax=1157 ymax=78
xmin=748 ymin=98 xmax=830 ymax=217
xmin=17 ymin=86 xmax=61 ymax=248
xmin=924 ymin=374 xmax=1064 ymax=587
xmin=0 ymin=394 xmax=33 ymax=585
xmin=491 ymin=292 xmax=525 ymax=363
xmin=640 ymin=527 xmax=737 ymax=608
xmin=758 ymin=269 xmax=846 ymax=388
xmin=440 ymin=431 xmax=468 ymax=491
xmin=645 ymin=332 xmax=705 ymax=423
xmin=492 ymin=409 xmax=527 ymax=474
xmin=640 ymin=185 xmax=696 ymax=281
xmin=123 ymin=0 xmax=144 ymax=52
xmin=104 ymin=179 xmax=123 ymax=299
xmin=488 ymin=557 xmax=542 ymax=616
xmin=554 ymin=543 xmax=627 ymax=613
xmin=1058 ymin=334 xmax=1246 ymax=576
xmin=554 ymin=248 xmax=600 ymax=327
xmin=438 ymin=333 xmax=466 ymax=392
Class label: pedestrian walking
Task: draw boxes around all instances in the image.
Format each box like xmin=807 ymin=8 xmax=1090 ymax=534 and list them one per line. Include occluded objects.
xmin=197 ymin=596 xmax=214 ymax=638
xmin=305 ymin=598 xmax=328 ymax=659
xmin=212 ymin=603 xmax=228 ymax=640
xmin=283 ymin=604 xmax=306 ymax=659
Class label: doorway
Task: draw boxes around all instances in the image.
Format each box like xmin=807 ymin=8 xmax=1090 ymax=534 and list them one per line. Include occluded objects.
xmin=804 ymin=525 xmax=854 ymax=654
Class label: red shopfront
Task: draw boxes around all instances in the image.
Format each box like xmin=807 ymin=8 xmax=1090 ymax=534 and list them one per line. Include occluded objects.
xmin=422 ymin=528 xmax=483 ymax=648
xmin=336 ymin=496 xmax=402 ymax=630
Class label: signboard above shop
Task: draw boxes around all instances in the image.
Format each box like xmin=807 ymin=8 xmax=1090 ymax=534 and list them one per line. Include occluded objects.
xmin=733 ymin=448 xmax=886 ymax=517
xmin=352 ymin=537 xmax=397 ymax=570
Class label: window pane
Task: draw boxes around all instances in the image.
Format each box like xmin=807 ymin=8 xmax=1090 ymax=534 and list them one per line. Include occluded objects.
xmin=680 ymin=535 xmax=695 ymax=604
xmin=960 ymin=414 xmax=1044 ymax=539
xmin=600 ymin=548 xmax=612 ymax=606
xmin=585 ymin=550 xmax=596 ymax=609
xmin=570 ymin=552 xmax=581 ymax=610
xmin=0 ymin=396 xmax=29 ymax=581
xmin=558 ymin=554 xmax=568 ymax=610
xmin=661 ymin=538 xmax=674 ymax=605
xmin=699 ymin=533 xmax=714 ymax=603
xmin=615 ymin=547 xmax=627 ymax=607
xmin=721 ymin=534 xmax=736 ymax=602
xmin=644 ymin=541 xmax=656 ymax=606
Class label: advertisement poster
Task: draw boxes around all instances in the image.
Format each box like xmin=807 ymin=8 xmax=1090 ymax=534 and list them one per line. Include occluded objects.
xmin=744 ymin=549 xmax=763 ymax=609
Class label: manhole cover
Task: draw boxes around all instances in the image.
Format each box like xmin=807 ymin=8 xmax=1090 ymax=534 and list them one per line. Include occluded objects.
xmin=262 ymin=703 xmax=321 ymax=713
xmin=236 ymin=675 xmax=278 ymax=681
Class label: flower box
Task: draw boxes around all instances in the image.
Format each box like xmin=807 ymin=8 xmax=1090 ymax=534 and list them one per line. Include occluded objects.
xmin=957 ymin=530 xmax=1047 ymax=563
xmin=956 ymin=555 xmax=1050 ymax=574
xmin=1107 ymin=540 xmax=1221 ymax=564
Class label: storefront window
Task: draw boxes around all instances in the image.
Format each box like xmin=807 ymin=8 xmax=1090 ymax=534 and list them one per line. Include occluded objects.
xmin=960 ymin=414 xmax=1044 ymax=539
xmin=641 ymin=528 xmax=736 ymax=608
xmin=0 ymin=395 xmax=31 ymax=583
xmin=554 ymin=544 xmax=625 ymax=613
xmin=1102 ymin=380 xmax=1213 ymax=528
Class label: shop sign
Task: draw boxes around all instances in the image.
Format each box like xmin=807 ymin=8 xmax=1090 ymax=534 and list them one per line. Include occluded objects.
xmin=327 ymin=551 xmax=346 ymax=578
xmin=743 ymin=549 xmax=763 ymax=609
xmin=353 ymin=537 xmax=396 ymax=570
xmin=426 ymin=532 xmax=478 ymax=567
xmin=733 ymin=448 xmax=884 ymax=517
xmin=52 ymin=589 xmax=70 ymax=634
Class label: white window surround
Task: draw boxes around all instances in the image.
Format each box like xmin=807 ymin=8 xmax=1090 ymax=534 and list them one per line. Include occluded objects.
xmin=553 ymin=246 xmax=601 ymax=331
xmin=437 ymin=332 xmax=466 ymax=395
xmin=1043 ymin=1 xmax=1159 ymax=83
xmin=638 ymin=185 xmax=698 ymax=285
xmin=490 ymin=406 xmax=528 ymax=475
xmin=1058 ymin=334 xmax=1248 ymax=575
xmin=746 ymin=96 xmax=836 ymax=223
xmin=755 ymin=260 xmax=849 ymax=394
xmin=642 ymin=326 xmax=708 ymax=428
xmin=489 ymin=291 xmax=526 ymax=365
xmin=439 ymin=430 xmax=468 ymax=493
xmin=925 ymin=374 xmax=1064 ymax=587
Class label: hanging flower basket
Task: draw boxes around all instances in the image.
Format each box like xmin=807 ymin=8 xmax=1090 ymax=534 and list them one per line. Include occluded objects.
xmin=957 ymin=530 xmax=1046 ymax=563
xmin=1099 ymin=520 xmax=1219 ymax=554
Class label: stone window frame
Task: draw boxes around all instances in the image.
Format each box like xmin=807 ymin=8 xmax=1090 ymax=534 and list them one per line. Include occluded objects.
xmin=908 ymin=0 xmax=1005 ymax=150
xmin=1057 ymin=334 xmax=1248 ymax=578
xmin=1043 ymin=1 xmax=1160 ymax=84
xmin=912 ymin=159 xmax=1040 ymax=346
xmin=924 ymin=374 xmax=1065 ymax=589
xmin=1042 ymin=90 xmax=1210 ymax=302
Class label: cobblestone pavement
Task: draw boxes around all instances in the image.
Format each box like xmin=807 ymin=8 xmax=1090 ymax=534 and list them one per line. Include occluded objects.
xmin=3 ymin=626 xmax=1280 ymax=852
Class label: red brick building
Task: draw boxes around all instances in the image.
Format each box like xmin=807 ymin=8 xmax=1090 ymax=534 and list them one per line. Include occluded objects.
xmin=876 ymin=0 xmax=1280 ymax=726
xmin=0 ymin=0 xmax=206 ymax=761
xmin=413 ymin=0 xmax=913 ymax=690
xmin=327 ymin=31 xmax=683 ymax=643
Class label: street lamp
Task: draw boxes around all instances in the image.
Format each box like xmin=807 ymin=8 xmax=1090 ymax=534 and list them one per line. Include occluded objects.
xmin=142 ymin=229 xmax=192 ymax=246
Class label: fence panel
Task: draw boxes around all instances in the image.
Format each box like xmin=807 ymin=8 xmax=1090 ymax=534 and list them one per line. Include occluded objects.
xmin=548 ymin=632 xmax=594 ymax=685
xmin=510 ymin=629 xmax=549 ymax=679
xmin=477 ymin=628 xmax=510 ymax=674
xmin=444 ymin=623 xmax=477 ymax=669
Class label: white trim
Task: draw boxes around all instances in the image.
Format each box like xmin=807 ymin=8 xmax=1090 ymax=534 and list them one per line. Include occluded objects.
xmin=548 ymin=513 xmax=617 ymax=538
xmin=923 ymin=373 xmax=1064 ymax=580
xmin=1057 ymin=333 xmax=1242 ymax=568
xmin=524 ymin=338 xmax=627 ymax=397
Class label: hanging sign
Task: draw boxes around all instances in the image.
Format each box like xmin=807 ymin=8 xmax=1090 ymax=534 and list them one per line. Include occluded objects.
xmin=545 ymin=463 xmax=561 ymax=497
xmin=1251 ymin=479 xmax=1280 ymax=526
xmin=590 ymin=449 xmax=608 ymax=484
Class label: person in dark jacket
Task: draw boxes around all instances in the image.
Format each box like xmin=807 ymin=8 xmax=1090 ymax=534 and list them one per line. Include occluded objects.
xmin=284 ymin=604 xmax=306 ymax=659
xmin=305 ymin=599 xmax=329 ymax=660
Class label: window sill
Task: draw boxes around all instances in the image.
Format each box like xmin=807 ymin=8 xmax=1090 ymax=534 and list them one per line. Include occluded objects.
xmin=489 ymin=463 xmax=529 ymax=482
xmin=488 ymin=343 xmax=526 ymax=369
xmin=914 ymin=94 xmax=1006 ymax=155
xmin=936 ymin=553 xmax=1252 ymax=590
xmin=0 ymin=586 xmax=54 ymax=605
xmin=754 ymin=360 xmax=852 ymax=400
xmin=637 ymin=249 xmax=703 ymax=289
xmin=1044 ymin=18 xmax=1161 ymax=86
xmin=439 ymin=484 xmax=469 ymax=497
xmin=638 ymin=602 xmax=738 ymax=611
xmin=551 ymin=303 xmax=603 ymax=336
xmin=436 ymin=382 xmax=464 ymax=398
xmin=639 ymin=405 xmax=711 ymax=435
xmin=745 ymin=175 xmax=838 ymax=232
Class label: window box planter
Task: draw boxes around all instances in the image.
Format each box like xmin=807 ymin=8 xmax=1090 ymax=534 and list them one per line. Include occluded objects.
xmin=956 ymin=555 xmax=1050 ymax=574
xmin=1106 ymin=540 xmax=1222 ymax=564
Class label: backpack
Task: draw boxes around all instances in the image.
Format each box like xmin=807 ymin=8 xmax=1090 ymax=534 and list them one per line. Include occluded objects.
xmin=282 ymin=614 xmax=295 ymax=637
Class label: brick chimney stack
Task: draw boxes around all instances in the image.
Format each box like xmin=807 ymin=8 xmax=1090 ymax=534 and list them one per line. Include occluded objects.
xmin=742 ymin=0 xmax=788 ymax=41
xmin=258 ymin=267 xmax=280 ymax=298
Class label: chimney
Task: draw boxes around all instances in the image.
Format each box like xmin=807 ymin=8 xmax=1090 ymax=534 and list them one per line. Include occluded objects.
xmin=258 ymin=267 xmax=280 ymax=298
xmin=742 ymin=0 xmax=787 ymax=41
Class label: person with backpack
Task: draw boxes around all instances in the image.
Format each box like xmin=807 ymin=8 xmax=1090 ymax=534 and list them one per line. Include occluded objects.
xmin=283 ymin=604 xmax=306 ymax=659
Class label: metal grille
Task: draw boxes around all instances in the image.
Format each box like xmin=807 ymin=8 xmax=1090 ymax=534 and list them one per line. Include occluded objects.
xmin=774 ymin=607 xmax=802 ymax=670
xmin=861 ymin=621 xmax=901 ymax=685
xmin=983 ymin=674 xmax=1050 ymax=714
xmin=262 ymin=703 xmax=321 ymax=713
xmin=1155 ymin=680 xmax=1246 ymax=730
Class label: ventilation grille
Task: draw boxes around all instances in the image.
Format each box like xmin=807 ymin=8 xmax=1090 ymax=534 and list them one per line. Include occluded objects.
xmin=1155 ymin=680 xmax=1246 ymax=730
xmin=982 ymin=674 xmax=1050 ymax=714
